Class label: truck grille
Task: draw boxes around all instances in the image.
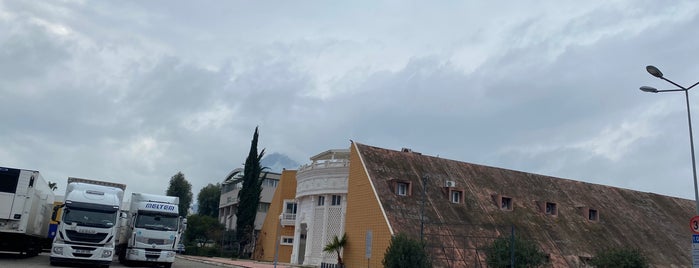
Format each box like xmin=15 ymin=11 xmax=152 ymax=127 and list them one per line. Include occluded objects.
xmin=147 ymin=239 xmax=166 ymax=245
xmin=65 ymin=230 xmax=108 ymax=243
xmin=145 ymin=248 xmax=162 ymax=259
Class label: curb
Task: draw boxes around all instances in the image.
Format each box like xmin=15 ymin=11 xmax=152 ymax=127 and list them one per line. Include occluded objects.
xmin=176 ymin=255 xmax=245 ymax=268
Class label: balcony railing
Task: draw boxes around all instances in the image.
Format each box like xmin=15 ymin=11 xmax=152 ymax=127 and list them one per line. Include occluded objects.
xmin=298 ymin=159 xmax=349 ymax=172
xmin=280 ymin=213 xmax=296 ymax=226
xmin=282 ymin=213 xmax=296 ymax=221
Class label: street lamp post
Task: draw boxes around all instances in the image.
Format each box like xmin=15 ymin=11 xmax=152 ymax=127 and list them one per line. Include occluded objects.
xmin=639 ymin=65 xmax=699 ymax=215
xmin=420 ymin=175 xmax=428 ymax=241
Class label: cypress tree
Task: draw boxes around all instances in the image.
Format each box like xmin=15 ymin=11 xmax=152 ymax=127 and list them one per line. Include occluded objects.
xmin=235 ymin=126 xmax=266 ymax=257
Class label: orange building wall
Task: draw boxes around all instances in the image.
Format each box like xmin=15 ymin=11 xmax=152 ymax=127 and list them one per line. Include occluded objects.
xmin=254 ymin=170 xmax=297 ymax=262
xmin=344 ymin=143 xmax=393 ymax=268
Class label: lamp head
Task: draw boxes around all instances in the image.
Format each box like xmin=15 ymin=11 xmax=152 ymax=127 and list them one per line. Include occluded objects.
xmin=646 ymin=65 xmax=664 ymax=78
xmin=640 ymin=86 xmax=659 ymax=93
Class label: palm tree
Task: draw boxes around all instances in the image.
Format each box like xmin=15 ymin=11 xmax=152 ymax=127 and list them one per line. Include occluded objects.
xmin=323 ymin=233 xmax=347 ymax=268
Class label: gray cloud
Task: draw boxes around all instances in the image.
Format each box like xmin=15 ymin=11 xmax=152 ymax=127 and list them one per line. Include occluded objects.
xmin=2 ymin=0 xmax=699 ymax=200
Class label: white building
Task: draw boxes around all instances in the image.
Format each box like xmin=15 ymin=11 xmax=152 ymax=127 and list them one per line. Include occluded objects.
xmin=290 ymin=149 xmax=350 ymax=267
xmin=218 ymin=168 xmax=282 ymax=231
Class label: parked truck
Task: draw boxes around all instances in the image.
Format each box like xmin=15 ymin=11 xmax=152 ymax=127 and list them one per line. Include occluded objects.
xmin=50 ymin=177 xmax=126 ymax=268
xmin=117 ymin=193 xmax=185 ymax=268
xmin=0 ymin=167 xmax=55 ymax=256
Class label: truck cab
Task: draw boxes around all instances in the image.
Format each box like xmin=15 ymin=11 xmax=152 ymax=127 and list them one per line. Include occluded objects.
xmin=117 ymin=193 xmax=184 ymax=268
xmin=50 ymin=180 xmax=125 ymax=268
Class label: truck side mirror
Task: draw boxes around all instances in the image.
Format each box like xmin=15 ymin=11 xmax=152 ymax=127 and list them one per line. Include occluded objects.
xmin=51 ymin=206 xmax=59 ymax=222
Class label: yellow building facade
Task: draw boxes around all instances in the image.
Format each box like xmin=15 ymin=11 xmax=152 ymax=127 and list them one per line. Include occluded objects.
xmin=253 ymin=170 xmax=297 ymax=262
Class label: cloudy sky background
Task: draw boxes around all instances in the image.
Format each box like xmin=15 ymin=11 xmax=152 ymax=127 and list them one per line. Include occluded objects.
xmin=2 ymin=1 xmax=699 ymax=201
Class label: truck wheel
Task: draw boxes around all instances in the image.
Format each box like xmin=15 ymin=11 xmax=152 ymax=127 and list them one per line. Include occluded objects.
xmin=163 ymin=263 xmax=172 ymax=268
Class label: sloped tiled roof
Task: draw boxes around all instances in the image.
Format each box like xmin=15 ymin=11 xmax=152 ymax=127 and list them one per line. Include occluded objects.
xmin=355 ymin=143 xmax=694 ymax=267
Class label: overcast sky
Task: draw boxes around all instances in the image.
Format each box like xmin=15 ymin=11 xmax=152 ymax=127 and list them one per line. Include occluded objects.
xmin=2 ymin=1 xmax=699 ymax=201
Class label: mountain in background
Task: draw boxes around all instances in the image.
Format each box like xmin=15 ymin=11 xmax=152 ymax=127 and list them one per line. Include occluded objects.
xmin=261 ymin=152 xmax=301 ymax=173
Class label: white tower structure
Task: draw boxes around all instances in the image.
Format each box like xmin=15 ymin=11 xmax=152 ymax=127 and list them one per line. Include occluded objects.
xmin=290 ymin=149 xmax=350 ymax=267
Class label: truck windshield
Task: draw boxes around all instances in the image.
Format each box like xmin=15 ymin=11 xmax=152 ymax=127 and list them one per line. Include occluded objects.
xmin=63 ymin=207 xmax=117 ymax=228
xmin=135 ymin=213 xmax=178 ymax=231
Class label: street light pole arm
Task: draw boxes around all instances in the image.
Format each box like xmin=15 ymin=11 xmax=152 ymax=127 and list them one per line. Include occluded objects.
xmin=661 ymin=76 xmax=688 ymax=90
xmin=687 ymin=81 xmax=699 ymax=90
xmin=656 ymin=89 xmax=687 ymax=93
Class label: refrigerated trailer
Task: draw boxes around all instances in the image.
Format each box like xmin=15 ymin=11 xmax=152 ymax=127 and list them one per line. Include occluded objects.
xmin=0 ymin=167 xmax=55 ymax=256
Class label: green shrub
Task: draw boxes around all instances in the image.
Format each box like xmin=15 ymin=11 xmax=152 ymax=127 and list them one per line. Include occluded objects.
xmin=382 ymin=233 xmax=431 ymax=268
xmin=589 ymin=248 xmax=648 ymax=268
xmin=485 ymin=235 xmax=546 ymax=268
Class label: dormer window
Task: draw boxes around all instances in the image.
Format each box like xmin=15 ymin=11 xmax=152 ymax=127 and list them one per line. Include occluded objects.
xmin=545 ymin=202 xmax=557 ymax=216
xmin=501 ymin=197 xmax=512 ymax=210
xmin=450 ymin=190 xmax=462 ymax=203
xmin=588 ymin=209 xmax=598 ymax=221
xmin=397 ymin=182 xmax=409 ymax=196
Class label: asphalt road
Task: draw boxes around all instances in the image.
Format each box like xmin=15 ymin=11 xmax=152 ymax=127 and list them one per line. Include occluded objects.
xmin=0 ymin=252 xmax=219 ymax=268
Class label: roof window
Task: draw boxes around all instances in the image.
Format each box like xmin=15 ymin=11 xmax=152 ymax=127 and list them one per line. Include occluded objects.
xmin=500 ymin=196 xmax=512 ymax=211
xmin=545 ymin=202 xmax=557 ymax=216
xmin=588 ymin=209 xmax=598 ymax=221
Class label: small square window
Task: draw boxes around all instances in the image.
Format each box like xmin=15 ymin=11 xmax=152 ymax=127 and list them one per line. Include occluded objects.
xmin=396 ymin=182 xmax=408 ymax=196
xmin=331 ymin=195 xmax=342 ymax=206
xmin=588 ymin=209 xmax=598 ymax=221
xmin=501 ymin=197 xmax=512 ymax=210
xmin=317 ymin=196 xmax=325 ymax=206
xmin=545 ymin=202 xmax=557 ymax=215
xmin=451 ymin=191 xmax=462 ymax=203
xmin=281 ymin=236 xmax=294 ymax=245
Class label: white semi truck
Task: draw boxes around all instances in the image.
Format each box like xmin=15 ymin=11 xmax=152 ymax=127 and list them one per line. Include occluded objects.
xmin=117 ymin=193 xmax=184 ymax=268
xmin=0 ymin=167 xmax=55 ymax=256
xmin=50 ymin=177 xmax=126 ymax=268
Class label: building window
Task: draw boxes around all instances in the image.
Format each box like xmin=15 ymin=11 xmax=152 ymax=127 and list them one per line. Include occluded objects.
xmin=281 ymin=236 xmax=293 ymax=245
xmin=501 ymin=197 xmax=512 ymax=210
xmin=282 ymin=201 xmax=297 ymax=221
xmin=317 ymin=196 xmax=325 ymax=206
xmin=331 ymin=195 xmax=341 ymax=206
xmin=588 ymin=209 xmax=598 ymax=221
xmin=545 ymin=202 xmax=557 ymax=216
xmin=396 ymin=182 xmax=409 ymax=196
xmin=257 ymin=203 xmax=270 ymax=213
xmin=263 ymin=179 xmax=279 ymax=188
xmin=451 ymin=190 xmax=462 ymax=204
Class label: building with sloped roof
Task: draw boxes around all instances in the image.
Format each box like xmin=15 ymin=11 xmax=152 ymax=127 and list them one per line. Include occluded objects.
xmin=255 ymin=142 xmax=694 ymax=267
xmin=344 ymin=142 xmax=693 ymax=267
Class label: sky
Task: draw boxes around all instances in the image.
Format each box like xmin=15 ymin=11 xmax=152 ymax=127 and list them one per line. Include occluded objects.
xmin=2 ymin=1 xmax=699 ymax=201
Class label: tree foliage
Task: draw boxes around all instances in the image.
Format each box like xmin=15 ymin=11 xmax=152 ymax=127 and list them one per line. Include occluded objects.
xmin=166 ymin=172 xmax=193 ymax=217
xmin=234 ymin=126 xmax=267 ymax=257
xmin=589 ymin=248 xmax=649 ymax=268
xmin=323 ymin=233 xmax=347 ymax=267
xmin=382 ymin=233 xmax=431 ymax=268
xmin=197 ymin=183 xmax=221 ymax=218
xmin=184 ymin=214 xmax=224 ymax=248
xmin=485 ymin=235 xmax=546 ymax=268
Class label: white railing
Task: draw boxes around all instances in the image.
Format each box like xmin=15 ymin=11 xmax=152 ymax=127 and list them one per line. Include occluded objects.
xmin=298 ymin=160 xmax=349 ymax=172
xmin=282 ymin=213 xmax=296 ymax=221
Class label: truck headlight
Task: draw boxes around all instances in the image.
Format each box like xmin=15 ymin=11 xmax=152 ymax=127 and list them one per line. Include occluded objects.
xmin=102 ymin=250 xmax=112 ymax=258
xmin=52 ymin=247 xmax=63 ymax=255
xmin=166 ymin=251 xmax=175 ymax=258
